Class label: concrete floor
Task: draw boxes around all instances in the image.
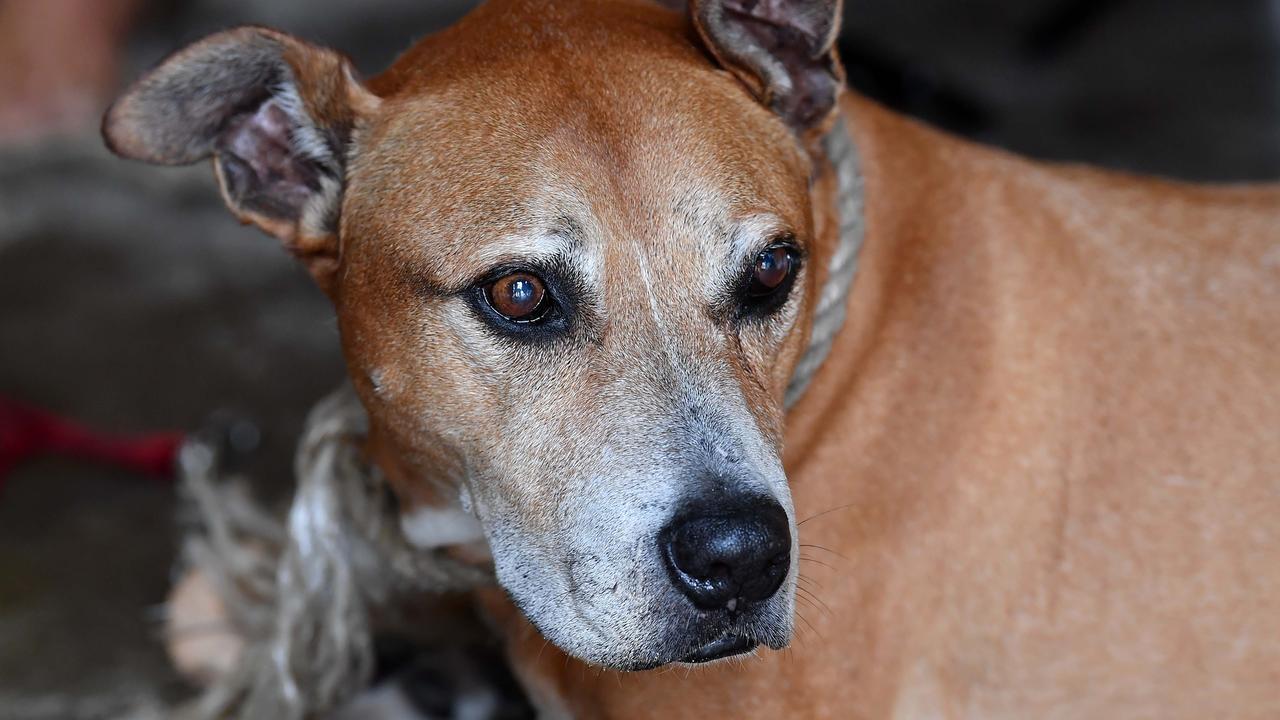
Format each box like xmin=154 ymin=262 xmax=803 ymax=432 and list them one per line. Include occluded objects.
xmin=1 ymin=0 xmax=1276 ymax=717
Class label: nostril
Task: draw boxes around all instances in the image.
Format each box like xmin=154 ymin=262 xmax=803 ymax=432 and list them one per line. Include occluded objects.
xmin=661 ymin=498 xmax=791 ymax=611
xmin=707 ymin=563 xmax=731 ymax=583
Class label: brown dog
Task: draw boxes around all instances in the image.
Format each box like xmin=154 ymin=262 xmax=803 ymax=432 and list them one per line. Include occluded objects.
xmin=105 ymin=0 xmax=1280 ymax=717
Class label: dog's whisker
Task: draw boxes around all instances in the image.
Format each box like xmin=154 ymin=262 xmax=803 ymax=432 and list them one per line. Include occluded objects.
xmin=797 ymin=503 xmax=857 ymax=526
xmin=794 ymin=593 xmax=824 ymax=619
xmin=792 ymin=611 xmax=814 ymax=648
xmin=795 ymin=585 xmax=833 ymax=617
xmin=793 ymin=586 xmax=834 ymax=614
xmin=798 ymin=555 xmax=839 ymax=572
xmin=797 ymin=573 xmax=826 ymax=592
xmin=795 ymin=581 xmax=829 ymax=606
xmin=795 ymin=610 xmax=824 ymax=643
xmin=799 ymin=543 xmax=849 ymax=561
xmin=794 ymin=592 xmax=830 ymax=621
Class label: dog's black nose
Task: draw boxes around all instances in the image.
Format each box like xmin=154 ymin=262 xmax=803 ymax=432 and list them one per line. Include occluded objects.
xmin=661 ymin=498 xmax=791 ymax=610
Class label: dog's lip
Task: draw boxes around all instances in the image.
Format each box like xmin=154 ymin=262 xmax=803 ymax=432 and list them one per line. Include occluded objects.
xmin=679 ymin=633 xmax=758 ymax=663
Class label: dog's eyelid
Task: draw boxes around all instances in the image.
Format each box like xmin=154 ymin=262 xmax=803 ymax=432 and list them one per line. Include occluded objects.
xmin=762 ymin=232 xmax=804 ymax=256
xmin=468 ymin=256 xmax=577 ymax=293
xmin=735 ymin=234 xmax=804 ymax=278
xmin=727 ymin=230 xmax=805 ymax=278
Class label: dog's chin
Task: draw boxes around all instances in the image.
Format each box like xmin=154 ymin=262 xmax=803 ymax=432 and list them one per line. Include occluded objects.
xmin=506 ymin=568 xmax=797 ymax=671
xmin=552 ymin=612 xmax=793 ymax=672
xmin=677 ymin=632 xmax=760 ymax=664
xmin=616 ymin=622 xmax=790 ymax=671
xmin=595 ymin=633 xmax=760 ymax=672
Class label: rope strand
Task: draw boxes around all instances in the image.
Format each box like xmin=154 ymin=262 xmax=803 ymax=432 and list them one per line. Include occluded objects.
xmin=785 ymin=110 xmax=866 ymax=408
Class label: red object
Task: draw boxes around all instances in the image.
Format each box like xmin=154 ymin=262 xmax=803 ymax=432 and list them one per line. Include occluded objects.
xmin=0 ymin=397 xmax=183 ymax=492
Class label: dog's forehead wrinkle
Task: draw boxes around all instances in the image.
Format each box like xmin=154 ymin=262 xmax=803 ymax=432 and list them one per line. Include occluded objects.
xmin=624 ymin=230 xmax=687 ymax=385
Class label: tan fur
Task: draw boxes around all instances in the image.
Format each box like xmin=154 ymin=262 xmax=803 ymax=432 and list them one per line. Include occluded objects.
xmin=108 ymin=0 xmax=1280 ymax=715
xmin=362 ymin=2 xmax=1279 ymax=715
xmin=486 ymin=90 xmax=1280 ymax=720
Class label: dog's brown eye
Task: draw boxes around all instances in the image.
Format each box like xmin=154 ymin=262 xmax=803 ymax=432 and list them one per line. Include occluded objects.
xmin=748 ymin=246 xmax=795 ymax=296
xmin=486 ymin=272 xmax=547 ymax=321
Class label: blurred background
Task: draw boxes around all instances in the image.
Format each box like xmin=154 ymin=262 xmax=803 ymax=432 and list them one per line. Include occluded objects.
xmin=0 ymin=0 xmax=1277 ymax=717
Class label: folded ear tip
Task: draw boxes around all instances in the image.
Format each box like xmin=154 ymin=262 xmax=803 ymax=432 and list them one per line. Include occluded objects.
xmin=100 ymin=90 xmax=189 ymax=165
xmin=101 ymin=93 xmax=155 ymax=163
xmin=99 ymin=25 xmax=286 ymax=166
xmin=691 ymin=0 xmax=843 ymax=134
xmin=100 ymin=99 xmax=125 ymax=157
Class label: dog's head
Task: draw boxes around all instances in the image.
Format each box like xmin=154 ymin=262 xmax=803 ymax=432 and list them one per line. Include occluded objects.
xmin=105 ymin=0 xmax=844 ymax=670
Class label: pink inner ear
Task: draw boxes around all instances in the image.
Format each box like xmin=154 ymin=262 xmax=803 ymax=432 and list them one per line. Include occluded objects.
xmin=712 ymin=0 xmax=840 ymax=131
xmin=219 ymin=99 xmax=321 ymax=221
xmin=724 ymin=0 xmax=830 ymax=43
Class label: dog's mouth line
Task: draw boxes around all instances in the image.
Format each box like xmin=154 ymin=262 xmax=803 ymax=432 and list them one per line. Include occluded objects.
xmin=678 ymin=632 xmax=759 ymax=664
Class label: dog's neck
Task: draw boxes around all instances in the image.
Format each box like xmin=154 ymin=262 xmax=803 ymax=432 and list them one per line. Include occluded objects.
xmin=786 ymin=104 xmax=866 ymax=407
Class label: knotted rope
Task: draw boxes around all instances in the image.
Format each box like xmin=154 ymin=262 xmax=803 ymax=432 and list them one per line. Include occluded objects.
xmin=785 ymin=112 xmax=866 ymax=408
xmin=173 ymin=386 xmax=487 ymax=720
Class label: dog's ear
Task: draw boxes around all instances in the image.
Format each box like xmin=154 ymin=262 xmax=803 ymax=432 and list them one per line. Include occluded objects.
xmin=103 ymin=27 xmax=380 ymax=289
xmin=689 ymin=0 xmax=844 ymax=138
